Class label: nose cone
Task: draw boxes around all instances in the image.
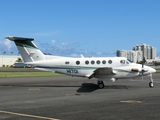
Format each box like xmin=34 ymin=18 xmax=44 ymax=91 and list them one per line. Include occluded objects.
xmin=149 ymin=67 xmax=156 ymax=73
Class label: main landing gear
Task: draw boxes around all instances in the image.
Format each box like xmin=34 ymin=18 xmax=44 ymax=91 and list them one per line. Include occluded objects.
xmin=97 ymin=74 xmax=154 ymax=89
xmin=149 ymin=74 xmax=154 ymax=88
xmin=97 ymin=81 xmax=104 ymax=89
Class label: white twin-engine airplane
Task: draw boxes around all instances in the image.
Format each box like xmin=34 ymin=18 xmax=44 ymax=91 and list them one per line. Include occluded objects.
xmin=6 ymin=36 xmax=156 ymax=89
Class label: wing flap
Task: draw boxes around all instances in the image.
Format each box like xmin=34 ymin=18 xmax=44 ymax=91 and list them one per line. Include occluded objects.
xmin=88 ymin=67 xmax=116 ymax=79
xmin=94 ymin=67 xmax=116 ymax=75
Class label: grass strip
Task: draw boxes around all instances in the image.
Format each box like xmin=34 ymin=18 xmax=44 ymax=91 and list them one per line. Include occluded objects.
xmin=0 ymin=72 xmax=64 ymax=78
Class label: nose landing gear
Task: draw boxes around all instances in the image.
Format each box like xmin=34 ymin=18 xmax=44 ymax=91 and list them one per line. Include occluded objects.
xmin=149 ymin=82 xmax=154 ymax=88
xmin=149 ymin=74 xmax=154 ymax=88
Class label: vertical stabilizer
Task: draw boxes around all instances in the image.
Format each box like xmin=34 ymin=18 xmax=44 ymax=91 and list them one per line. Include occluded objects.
xmin=6 ymin=36 xmax=45 ymax=62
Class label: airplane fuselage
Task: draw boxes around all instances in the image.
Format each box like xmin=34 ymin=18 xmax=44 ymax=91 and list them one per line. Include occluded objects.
xmin=26 ymin=56 xmax=154 ymax=81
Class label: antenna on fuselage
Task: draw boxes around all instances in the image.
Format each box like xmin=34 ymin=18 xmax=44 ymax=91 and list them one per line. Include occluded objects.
xmin=80 ymin=54 xmax=84 ymax=58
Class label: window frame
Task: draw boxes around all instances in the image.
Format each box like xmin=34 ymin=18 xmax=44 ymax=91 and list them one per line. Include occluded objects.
xmin=96 ymin=60 xmax=101 ymax=64
xmin=91 ymin=60 xmax=95 ymax=65
xmin=76 ymin=60 xmax=80 ymax=65
xmin=102 ymin=60 xmax=106 ymax=64
xmin=85 ymin=60 xmax=89 ymax=65
xmin=108 ymin=60 xmax=112 ymax=64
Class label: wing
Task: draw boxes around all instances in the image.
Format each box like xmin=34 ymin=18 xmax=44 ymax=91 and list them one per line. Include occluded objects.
xmin=88 ymin=67 xmax=116 ymax=79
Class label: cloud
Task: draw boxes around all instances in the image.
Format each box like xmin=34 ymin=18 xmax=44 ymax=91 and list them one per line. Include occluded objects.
xmin=0 ymin=39 xmax=20 ymax=55
xmin=0 ymin=38 xmax=116 ymax=57
xmin=37 ymin=40 xmax=82 ymax=56
xmin=37 ymin=40 xmax=117 ymax=57
xmin=4 ymin=39 xmax=12 ymax=51
xmin=61 ymin=42 xmax=67 ymax=46
xmin=52 ymin=40 xmax=56 ymax=45
xmin=0 ymin=39 xmax=17 ymax=54
xmin=70 ymin=54 xmax=79 ymax=57
xmin=96 ymin=52 xmax=102 ymax=55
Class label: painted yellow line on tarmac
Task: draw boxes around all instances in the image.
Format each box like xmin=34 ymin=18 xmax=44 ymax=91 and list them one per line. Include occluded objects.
xmin=0 ymin=110 xmax=59 ymax=120
xmin=28 ymin=88 xmax=40 ymax=90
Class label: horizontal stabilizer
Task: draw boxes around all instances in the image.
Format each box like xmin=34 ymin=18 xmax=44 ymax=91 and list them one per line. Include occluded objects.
xmin=6 ymin=36 xmax=34 ymax=41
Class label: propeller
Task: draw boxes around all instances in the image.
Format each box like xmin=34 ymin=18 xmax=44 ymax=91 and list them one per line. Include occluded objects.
xmin=141 ymin=56 xmax=147 ymax=82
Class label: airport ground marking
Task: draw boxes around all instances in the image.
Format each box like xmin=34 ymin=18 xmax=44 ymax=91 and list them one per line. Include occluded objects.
xmin=28 ymin=88 xmax=40 ymax=91
xmin=0 ymin=110 xmax=59 ymax=120
xmin=120 ymin=100 xmax=142 ymax=103
xmin=66 ymin=93 xmax=83 ymax=96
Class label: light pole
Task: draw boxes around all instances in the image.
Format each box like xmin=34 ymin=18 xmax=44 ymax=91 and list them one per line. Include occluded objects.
xmin=2 ymin=52 xmax=6 ymax=67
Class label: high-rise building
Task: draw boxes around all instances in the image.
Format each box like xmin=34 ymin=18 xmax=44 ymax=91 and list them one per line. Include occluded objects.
xmin=117 ymin=50 xmax=142 ymax=63
xmin=151 ymin=46 xmax=156 ymax=59
xmin=133 ymin=44 xmax=156 ymax=59
xmin=117 ymin=43 xmax=156 ymax=63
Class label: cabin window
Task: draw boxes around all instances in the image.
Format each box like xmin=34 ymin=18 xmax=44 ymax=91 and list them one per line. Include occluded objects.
xmin=108 ymin=60 xmax=112 ymax=64
xmin=91 ymin=60 xmax=95 ymax=64
xmin=96 ymin=60 xmax=100 ymax=64
xmin=120 ymin=60 xmax=125 ymax=64
xmin=85 ymin=60 xmax=89 ymax=65
xmin=102 ymin=60 xmax=106 ymax=64
xmin=76 ymin=61 xmax=80 ymax=65
xmin=65 ymin=61 xmax=70 ymax=64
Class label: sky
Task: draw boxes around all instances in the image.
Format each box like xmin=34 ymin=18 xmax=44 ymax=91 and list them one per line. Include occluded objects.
xmin=0 ymin=0 xmax=160 ymax=57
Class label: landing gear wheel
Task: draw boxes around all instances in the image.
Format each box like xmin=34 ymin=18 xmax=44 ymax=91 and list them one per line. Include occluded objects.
xmin=149 ymin=82 xmax=154 ymax=88
xmin=98 ymin=81 xmax=104 ymax=89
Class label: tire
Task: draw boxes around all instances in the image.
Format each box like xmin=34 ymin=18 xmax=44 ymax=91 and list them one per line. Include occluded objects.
xmin=98 ymin=83 xmax=104 ymax=89
xmin=149 ymin=82 xmax=154 ymax=88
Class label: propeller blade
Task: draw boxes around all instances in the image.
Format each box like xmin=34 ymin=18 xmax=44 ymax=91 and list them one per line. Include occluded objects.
xmin=141 ymin=57 xmax=146 ymax=83
xmin=142 ymin=74 xmax=144 ymax=83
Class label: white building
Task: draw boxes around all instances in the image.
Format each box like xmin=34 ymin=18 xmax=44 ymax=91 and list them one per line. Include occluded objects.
xmin=0 ymin=56 xmax=21 ymax=67
xmin=117 ymin=50 xmax=142 ymax=63
xmin=117 ymin=43 xmax=156 ymax=63
xmin=133 ymin=43 xmax=156 ymax=59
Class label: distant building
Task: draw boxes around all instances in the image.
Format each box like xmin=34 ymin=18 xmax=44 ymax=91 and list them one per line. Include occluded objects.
xmin=0 ymin=56 xmax=21 ymax=67
xmin=117 ymin=43 xmax=156 ymax=63
xmin=133 ymin=43 xmax=156 ymax=59
xmin=117 ymin=50 xmax=142 ymax=63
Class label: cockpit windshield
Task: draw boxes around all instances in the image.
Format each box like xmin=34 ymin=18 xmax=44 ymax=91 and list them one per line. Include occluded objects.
xmin=126 ymin=60 xmax=130 ymax=64
xmin=120 ymin=59 xmax=131 ymax=65
xmin=127 ymin=59 xmax=132 ymax=64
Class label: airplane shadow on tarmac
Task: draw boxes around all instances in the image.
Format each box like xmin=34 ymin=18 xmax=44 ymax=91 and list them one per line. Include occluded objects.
xmin=76 ymin=83 xmax=129 ymax=92
xmin=77 ymin=83 xmax=99 ymax=92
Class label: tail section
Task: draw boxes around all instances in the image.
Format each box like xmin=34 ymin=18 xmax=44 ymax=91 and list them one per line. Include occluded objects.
xmin=6 ymin=36 xmax=45 ymax=62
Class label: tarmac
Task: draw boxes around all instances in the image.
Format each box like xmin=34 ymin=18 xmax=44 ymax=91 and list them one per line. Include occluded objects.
xmin=0 ymin=73 xmax=160 ymax=120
